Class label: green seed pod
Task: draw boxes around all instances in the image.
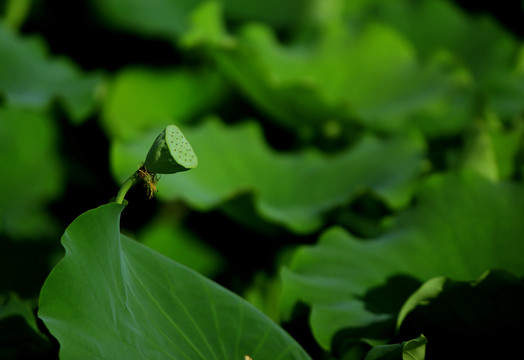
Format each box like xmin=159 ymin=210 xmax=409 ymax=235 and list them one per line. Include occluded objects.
xmin=144 ymin=125 xmax=198 ymax=174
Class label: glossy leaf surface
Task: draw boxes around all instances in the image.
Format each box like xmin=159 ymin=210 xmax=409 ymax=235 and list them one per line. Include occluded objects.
xmin=39 ymin=203 xmax=311 ymax=360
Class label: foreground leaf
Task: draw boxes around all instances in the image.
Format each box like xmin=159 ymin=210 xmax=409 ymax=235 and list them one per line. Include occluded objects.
xmin=39 ymin=203 xmax=311 ymax=360
xmin=281 ymin=172 xmax=524 ymax=348
xmin=111 ymin=118 xmax=425 ymax=233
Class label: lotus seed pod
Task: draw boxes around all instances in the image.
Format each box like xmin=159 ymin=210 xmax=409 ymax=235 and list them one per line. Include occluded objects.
xmin=144 ymin=125 xmax=198 ymax=174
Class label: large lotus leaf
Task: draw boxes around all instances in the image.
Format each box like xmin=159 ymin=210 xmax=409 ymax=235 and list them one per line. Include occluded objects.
xmin=0 ymin=106 xmax=62 ymax=239
xmin=280 ymin=172 xmax=524 ymax=348
xmin=102 ymin=67 xmax=225 ymax=140
xmin=0 ymin=22 xmax=100 ymax=121
xmin=182 ymin=2 xmax=465 ymax=136
xmin=39 ymin=203 xmax=311 ymax=360
xmin=111 ymin=118 xmax=425 ymax=233
xmin=458 ymin=121 xmax=523 ymax=181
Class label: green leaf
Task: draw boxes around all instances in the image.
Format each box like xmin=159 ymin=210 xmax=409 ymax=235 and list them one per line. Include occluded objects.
xmin=401 ymin=335 xmax=427 ymax=360
xmin=101 ymin=67 xmax=225 ymax=140
xmin=181 ymin=1 xmax=234 ymax=48
xmin=458 ymin=125 xmax=499 ymax=181
xmin=374 ymin=0 xmax=524 ymax=118
xmin=0 ymin=22 xmax=101 ymax=121
xmin=243 ymin=273 xmax=282 ymax=323
xmin=489 ymin=123 xmax=523 ymax=179
xmin=375 ymin=0 xmax=520 ymax=81
xmin=0 ymin=106 xmax=62 ymax=239
xmin=2 ymin=0 xmax=31 ymax=30
xmin=39 ymin=203 xmax=311 ymax=360
xmin=396 ymin=277 xmax=445 ymax=331
xmin=362 ymin=335 xmax=427 ymax=360
xmin=281 ymin=172 xmax=524 ymax=348
xmin=457 ymin=119 xmax=523 ymax=180
xmin=186 ymin=4 xmax=463 ymax=136
xmin=111 ymin=117 xmax=425 ymax=233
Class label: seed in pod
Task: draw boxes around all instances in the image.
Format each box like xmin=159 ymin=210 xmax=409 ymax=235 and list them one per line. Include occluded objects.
xmin=144 ymin=125 xmax=198 ymax=174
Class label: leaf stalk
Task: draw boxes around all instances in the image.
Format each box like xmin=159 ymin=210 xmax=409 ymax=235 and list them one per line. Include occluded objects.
xmin=115 ymin=173 xmax=139 ymax=204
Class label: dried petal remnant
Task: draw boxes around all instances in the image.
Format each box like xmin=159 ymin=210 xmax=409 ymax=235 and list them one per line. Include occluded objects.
xmin=137 ymin=165 xmax=160 ymax=199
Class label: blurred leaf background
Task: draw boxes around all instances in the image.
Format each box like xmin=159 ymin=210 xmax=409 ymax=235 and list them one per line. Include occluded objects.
xmin=1 ymin=0 xmax=524 ymax=359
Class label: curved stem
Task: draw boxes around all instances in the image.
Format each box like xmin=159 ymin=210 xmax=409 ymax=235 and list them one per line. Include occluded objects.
xmin=115 ymin=173 xmax=139 ymax=204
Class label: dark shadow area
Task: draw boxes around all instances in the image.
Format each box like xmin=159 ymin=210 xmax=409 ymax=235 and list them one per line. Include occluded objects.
xmin=281 ymin=302 xmax=331 ymax=360
xmin=185 ymin=193 xmax=317 ymax=293
xmin=360 ymin=275 xmax=422 ymax=315
xmin=397 ymin=270 xmax=524 ymax=359
xmin=332 ymin=319 xmax=394 ymax=359
xmin=426 ymin=135 xmax=464 ymax=173
xmin=0 ymin=239 xmax=55 ymax=298
xmin=331 ymin=275 xmax=422 ymax=358
xmin=331 ymin=190 xmax=395 ymax=239
xmin=0 ymin=312 xmax=54 ymax=360
xmin=22 ymin=0 xmax=183 ymax=71
xmin=48 ymin=112 xmax=118 ymax=229
xmin=452 ymin=0 xmax=524 ymax=39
